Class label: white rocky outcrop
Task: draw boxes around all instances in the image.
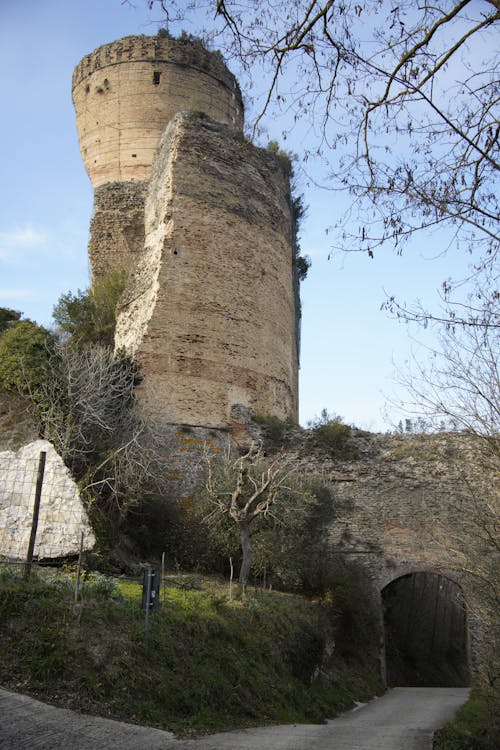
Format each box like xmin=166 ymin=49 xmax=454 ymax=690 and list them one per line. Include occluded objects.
xmin=0 ymin=439 xmax=95 ymax=559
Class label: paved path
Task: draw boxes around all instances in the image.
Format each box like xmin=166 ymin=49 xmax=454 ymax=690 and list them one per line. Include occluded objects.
xmin=0 ymin=686 xmax=469 ymax=749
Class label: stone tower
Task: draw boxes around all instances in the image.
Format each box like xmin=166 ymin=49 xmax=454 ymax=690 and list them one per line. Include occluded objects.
xmin=73 ymin=33 xmax=299 ymax=430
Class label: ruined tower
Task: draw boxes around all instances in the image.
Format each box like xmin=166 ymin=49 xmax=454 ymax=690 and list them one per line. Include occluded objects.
xmin=73 ymin=34 xmax=299 ymax=430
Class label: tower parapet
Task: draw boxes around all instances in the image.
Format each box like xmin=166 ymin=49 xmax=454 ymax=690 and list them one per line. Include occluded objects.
xmin=72 ymin=34 xmax=243 ymax=187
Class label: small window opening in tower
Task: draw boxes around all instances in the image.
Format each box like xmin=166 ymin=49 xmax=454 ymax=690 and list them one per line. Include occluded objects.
xmin=153 ymin=71 xmax=161 ymax=85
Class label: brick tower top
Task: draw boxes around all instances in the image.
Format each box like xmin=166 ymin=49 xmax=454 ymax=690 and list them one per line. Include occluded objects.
xmin=72 ymin=33 xmax=244 ymax=187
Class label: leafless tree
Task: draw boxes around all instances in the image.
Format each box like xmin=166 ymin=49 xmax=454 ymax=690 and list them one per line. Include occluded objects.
xmin=36 ymin=342 xmax=167 ymax=519
xmin=203 ymin=442 xmax=296 ymax=585
xmin=148 ymin=1 xmax=499 ymax=287
xmin=394 ymin=284 xmax=499 ymax=439
xmin=394 ymin=284 xmax=499 ymax=687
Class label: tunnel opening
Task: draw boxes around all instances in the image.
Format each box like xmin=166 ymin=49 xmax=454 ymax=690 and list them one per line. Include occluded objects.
xmin=382 ymin=572 xmax=470 ymax=687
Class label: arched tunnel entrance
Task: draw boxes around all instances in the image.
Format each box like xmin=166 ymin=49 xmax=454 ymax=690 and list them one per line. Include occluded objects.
xmin=382 ymin=572 xmax=470 ymax=687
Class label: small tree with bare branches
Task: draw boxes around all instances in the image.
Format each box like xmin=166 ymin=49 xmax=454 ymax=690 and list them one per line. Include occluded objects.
xmin=395 ymin=286 xmax=499 ymax=732
xmin=37 ymin=342 xmax=172 ymax=527
xmin=203 ymin=443 xmax=298 ymax=586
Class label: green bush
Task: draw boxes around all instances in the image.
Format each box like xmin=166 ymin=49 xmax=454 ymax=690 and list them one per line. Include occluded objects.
xmin=53 ymin=269 xmax=127 ymax=347
xmin=189 ymin=469 xmax=345 ymax=595
xmin=309 ymin=410 xmax=357 ymax=457
xmin=250 ymin=477 xmax=337 ymax=592
xmin=0 ymin=307 xmax=21 ymax=334
xmin=253 ymin=414 xmax=291 ymax=446
xmin=0 ymin=319 xmax=55 ymax=398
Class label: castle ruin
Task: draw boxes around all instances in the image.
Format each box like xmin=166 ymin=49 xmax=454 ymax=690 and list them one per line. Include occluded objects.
xmin=70 ymin=34 xmax=497 ymax=685
xmin=72 ymin=33 xmax=299 ymax=430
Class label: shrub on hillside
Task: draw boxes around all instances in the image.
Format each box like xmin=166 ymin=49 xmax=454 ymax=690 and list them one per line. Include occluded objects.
xmin=53 ymin=269 xmax=127 ymax=347
xmin=309 ymin=410 xmax=357 ymax=457
xmin=0 ymin=319 xmax=55 ymax=399
xmin=186 ymin=461 xmax=345 ymax=595
xmin=0 ymin=307 xmax=21 ymax=334
xmin=253 ymin=414 xmax=292 ymax=447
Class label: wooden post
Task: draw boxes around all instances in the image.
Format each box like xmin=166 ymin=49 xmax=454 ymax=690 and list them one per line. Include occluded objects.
xmin=24 ymin=451 xmax=46 ymax=581
xmin=74 ymin=532 xmax=85 ymax=604
xmin=161 ymin=551 xmax=166 ymax=605
xmin=144 ymin=567 xmax=152 ymax=652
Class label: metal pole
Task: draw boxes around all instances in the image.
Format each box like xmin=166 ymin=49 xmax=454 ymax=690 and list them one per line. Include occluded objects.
xmin=24 ymin=451 xmax=46 ymax=581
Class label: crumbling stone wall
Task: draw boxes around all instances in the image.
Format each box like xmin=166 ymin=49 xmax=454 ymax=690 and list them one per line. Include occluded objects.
xmin=88 ymin=182 xmax=147 ymax=277
xmin=115 ymin=113 xmax=298 ymax=426
xmin=287 ymin=429 xmax=499 ymax=684
xmin=73 ymin=34 xmax=299 ymax=430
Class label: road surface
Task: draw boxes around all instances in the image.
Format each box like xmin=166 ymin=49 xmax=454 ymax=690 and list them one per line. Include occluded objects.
xmin=0 ymin=686 xmax=469 ymax=749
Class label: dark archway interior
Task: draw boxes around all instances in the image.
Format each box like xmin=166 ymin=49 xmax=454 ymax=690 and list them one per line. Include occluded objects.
xmin=382 ymin=572 xmax=470 ymax=687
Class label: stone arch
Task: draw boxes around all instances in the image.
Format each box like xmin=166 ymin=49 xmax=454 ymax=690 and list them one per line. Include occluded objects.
xmin=380 ymin=569 xmax=471 ymax=687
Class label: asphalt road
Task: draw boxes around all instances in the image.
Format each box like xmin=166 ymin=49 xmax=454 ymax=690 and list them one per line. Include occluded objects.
xmin=0 ymin=686 xmax=469 ymax=750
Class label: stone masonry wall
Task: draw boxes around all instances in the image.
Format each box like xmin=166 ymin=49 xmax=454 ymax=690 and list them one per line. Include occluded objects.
xmin=74 ymin=34 xmax=298 ymax=429
xmin=72 ymin=34 xmax=243 ymax=187
xmin=115 ymin=113 xmax=298 ymax=427
xmin=286 ymin=429 xmax=499 ymax=682
xmin=88 ymin=181 xmax=148 ymax=277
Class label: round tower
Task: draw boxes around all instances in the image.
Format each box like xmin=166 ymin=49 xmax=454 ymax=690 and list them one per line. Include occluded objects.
xmin=73 ymin=35 xmax=299 ymax=429
xmin=72 ymin=33 xmax=243 ymax=187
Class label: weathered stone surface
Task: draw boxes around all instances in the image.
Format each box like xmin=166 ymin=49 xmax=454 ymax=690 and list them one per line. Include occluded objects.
xmin=88 ymin=181 xmax=148 ymax=277
xmin=115 ymin=113 xmax=298 ymax=427
xmin=74 ymin=34 xmax=298 ymax=430
xmin=72 ymin=34 xmax=243 ymax=187
xmin=283 ymin=428 xmax=499 ymax=683
xmin=0 ymin=440 xmax=95 ymax=559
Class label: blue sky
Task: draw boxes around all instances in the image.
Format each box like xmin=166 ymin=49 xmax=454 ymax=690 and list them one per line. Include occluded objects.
xmin=0 ymin=0 xmax=474 ymax=431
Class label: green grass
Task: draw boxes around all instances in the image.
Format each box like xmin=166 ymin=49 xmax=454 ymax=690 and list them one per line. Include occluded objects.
xmin=433 ymin=688 xmax=500 ymax=750
xmin=0 ymin=567 xmax=382 ymax=734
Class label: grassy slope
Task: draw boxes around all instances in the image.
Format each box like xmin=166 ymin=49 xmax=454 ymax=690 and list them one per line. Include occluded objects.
xmin=0 ymin=568 xmax=382 ymax=734
xmin=433 ymin=688 xmax=500 ymax=750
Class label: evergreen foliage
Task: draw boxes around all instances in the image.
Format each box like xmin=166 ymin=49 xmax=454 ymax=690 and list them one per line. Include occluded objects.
xmin=0 ymin=307 xmax=21 ymax=334
xmin=0 ymin=319 xmax=55 ymax=399
xmin=309 ymin=410 xmax=357 ymax=457
xmin=53 ymin=269 xmax=127 ymax=347
xmin=189 ymin=448 xmax=342 ymax=593
xmin=253 ymin=413 xmax=291 ymax=446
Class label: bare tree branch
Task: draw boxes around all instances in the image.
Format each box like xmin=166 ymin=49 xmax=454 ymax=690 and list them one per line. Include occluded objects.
xmin=202 ymin=441 xmax=297 ymax=584
xmin=149 ymin=0 xmax=499 ymax=321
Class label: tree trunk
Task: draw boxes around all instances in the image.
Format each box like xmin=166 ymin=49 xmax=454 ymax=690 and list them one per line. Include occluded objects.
xmin=238 ymin=520 xmax=252 ymax=586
